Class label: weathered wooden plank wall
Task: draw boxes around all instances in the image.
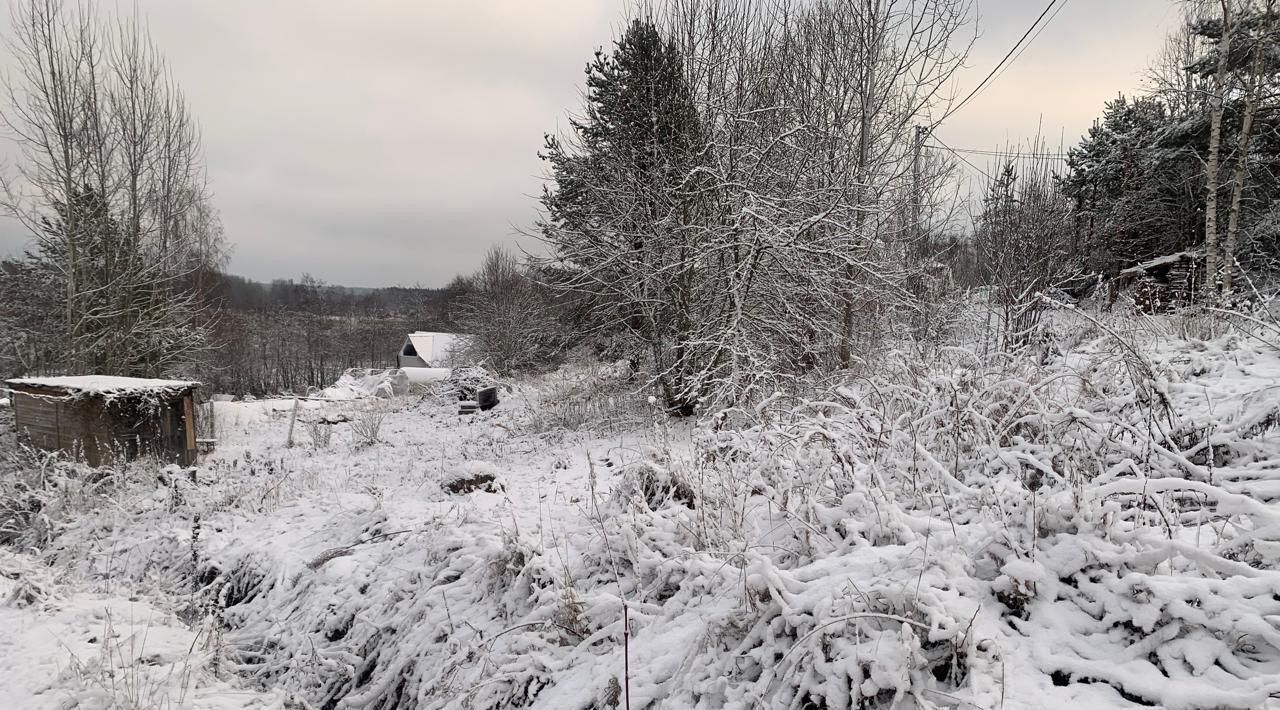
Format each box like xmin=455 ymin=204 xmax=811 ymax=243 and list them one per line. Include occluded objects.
xmin=9 ymin=384 xmax=198 ymax=466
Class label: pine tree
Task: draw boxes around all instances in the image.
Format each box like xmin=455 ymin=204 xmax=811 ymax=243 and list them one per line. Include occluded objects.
xmin=1062 ymin=95 xmax=1204 ymax=275
xmin=28 ymin=185 xmax=208 ymax=376
xmin=538 ymin=19 xmax=707 ymax=415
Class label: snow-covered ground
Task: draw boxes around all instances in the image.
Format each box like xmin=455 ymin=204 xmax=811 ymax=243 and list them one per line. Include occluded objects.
xmin=2 ymin=326 xmax=1280 ymax=709
xmin=0 ymin=551 xmax=284 ymax=709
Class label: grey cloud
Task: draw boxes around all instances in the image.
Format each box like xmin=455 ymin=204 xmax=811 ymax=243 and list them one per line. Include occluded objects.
xmin=936 ymin=0 xmax=1179 ymax=152
xmin=0 ymin=0 xmax=1179 ymax=285
xmin=229 ymin=203 xmax=536 ymax=289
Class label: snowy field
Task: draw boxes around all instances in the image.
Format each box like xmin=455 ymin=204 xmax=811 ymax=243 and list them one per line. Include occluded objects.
xmin=2 ymin=322 xmax=1280 ymax=709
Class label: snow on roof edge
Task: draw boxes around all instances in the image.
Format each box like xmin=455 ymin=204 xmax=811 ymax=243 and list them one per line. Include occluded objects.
xmin=5 ymin=375 xmax=201 ymax=396
xmin=1118 ymin=250 xmax=1202 ymax=275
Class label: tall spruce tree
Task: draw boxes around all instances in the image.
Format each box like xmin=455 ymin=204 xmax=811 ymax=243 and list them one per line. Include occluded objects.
xmin=538 ymin=19 xmax=707 ymax=414
xmin=1062 ymin=95 xmax=1205 ymax=275
xmin=1062 ymin=5 xmax=1280 ymax=286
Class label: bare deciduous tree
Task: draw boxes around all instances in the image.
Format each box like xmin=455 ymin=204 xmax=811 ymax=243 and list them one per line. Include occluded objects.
xmin=455 ymin=246 xmax=570 ymax=374
xmin=973 ymin=153 xmax=1076 ymax=352
xmin=1 ymin=0 xmax=224 ymax=377
xmin=538 ymin=0 xmax=974 ymax=411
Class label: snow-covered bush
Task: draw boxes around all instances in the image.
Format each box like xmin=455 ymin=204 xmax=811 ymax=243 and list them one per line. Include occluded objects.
xmin=675 ymin=335 xmax=1280 ymax=708
xmin=349 ymin=402 xmax=387 ymax=446
xmin=306 ymin=419 xmax=332 ymax=449
xmin=522 ymin=361 xmax=651 ymax=434
xmin=7 ymin=324 xmax=1280 ymax=709
xmin=0 ymin=447 xmax=121 ymax=551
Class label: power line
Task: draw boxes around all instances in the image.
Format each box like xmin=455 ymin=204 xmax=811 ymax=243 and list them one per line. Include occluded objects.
xmin=933 ymin=144 xmax=1072 ymax=160
xmin=982 ymin=0 xmax=1070 ymax=96
xmin=928 ymin=135 xmax=995 ymax=181
xmin=931 ymin=0 xmax=1070 ymax=128
xmin=938 ymin=0 xmax=1065 ymax=124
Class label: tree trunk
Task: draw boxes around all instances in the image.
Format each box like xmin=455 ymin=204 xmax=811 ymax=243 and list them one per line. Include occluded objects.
xmin=1222 ymin=0 xmax=1272 ymax=295
xmin=841 ymin=28 xmax=875 ymax=369
xmin=1203 ymin=0 xmax=1233 ymax=303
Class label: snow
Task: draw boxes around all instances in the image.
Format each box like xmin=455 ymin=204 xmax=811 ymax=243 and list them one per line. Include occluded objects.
xmin=317 ymin=368 xmax=410 ymax=399
xmin=314 ymin=367 xmax=451 ymax=400
xmin=7 ymin=375 xmax=199 ymax=395
xmin=1118 ymin=250 xmax=1200 ymax=275
xmin=2 ymin=323 xmax=1280 ymax=708
xmin=402 ymin=366 xmax=451 ymax=384
xmin=0 ymin=550 xmax=283 ymax=709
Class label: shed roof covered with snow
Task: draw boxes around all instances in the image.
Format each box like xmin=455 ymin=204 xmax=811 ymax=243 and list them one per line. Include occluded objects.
xmin=5 ymin=375 xmax=200 ymax=467
xmin=1118 ymin=250 xmax=1202 ymax=277
xmin=7 ymin=375 xmax=200 ymax=397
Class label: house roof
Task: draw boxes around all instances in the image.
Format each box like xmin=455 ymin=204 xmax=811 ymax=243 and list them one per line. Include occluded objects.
xmin=404 ymin=332 xmax=464 ymax=363
xmin=6 ymin=375 xmax=200 ymax=396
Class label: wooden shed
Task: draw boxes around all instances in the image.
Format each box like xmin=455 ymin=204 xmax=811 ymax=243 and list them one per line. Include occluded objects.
xmin=4 ymin=376 xmax=200 ymax=467
xmin=1109 ymin=251 xmax=1204 ymax=313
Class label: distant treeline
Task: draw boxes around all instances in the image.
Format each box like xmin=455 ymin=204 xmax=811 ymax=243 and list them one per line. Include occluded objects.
xmin=213 ymin=273 xmax=468 ymax=320
xmin=203 ymin=273 xmax=472 ymax=396
xmin=0 ymin=0 xmax=483 ymax=397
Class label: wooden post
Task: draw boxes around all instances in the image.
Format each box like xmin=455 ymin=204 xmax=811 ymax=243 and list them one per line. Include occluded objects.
xmin=286 ymin=397 xmax=300 ymax=448
xmin=183 ymin=393 xmax=197 ymax=465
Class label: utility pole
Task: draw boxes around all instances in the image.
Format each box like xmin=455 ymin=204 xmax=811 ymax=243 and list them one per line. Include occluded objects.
xmin=912 ymin=125 xmax=929 ymax=246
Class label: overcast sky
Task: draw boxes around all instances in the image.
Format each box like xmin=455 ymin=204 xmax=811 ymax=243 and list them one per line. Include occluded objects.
xmin=0 ymin=1 xmax=1179 ymax=288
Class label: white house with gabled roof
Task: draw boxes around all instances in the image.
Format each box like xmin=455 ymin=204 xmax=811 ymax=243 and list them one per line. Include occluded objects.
xmin=397 ymin=331 xmax=465 ymax=368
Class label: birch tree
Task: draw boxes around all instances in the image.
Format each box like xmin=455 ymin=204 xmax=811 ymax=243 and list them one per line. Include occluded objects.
xmin=1190 ymin=0 xmax=1280 ymax=299
xmin=1221 ymin=0 xmax=1276 ymax=294
xmin=1 ymin=0 xmax=223 ymax=376
xmin=1203 ymin=0 xmax=1234 ymax=302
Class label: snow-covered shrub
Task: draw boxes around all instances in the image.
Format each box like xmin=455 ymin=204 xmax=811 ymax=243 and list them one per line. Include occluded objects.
xmin=679 ymin=335 xmax=1280 ymax=708
xmin=0 ymin=446 xmax=122 ymax=551
xmin=349 ymin=401 xmax=387 ymax=446
xmin=608 ymin=460 xmax=696 ymax=512
xmin=306 ymin=419 xmax=332 ymax=449
xmin=8 ymin=324 xmax=1280 ymax=709
xmin=523 ymin=361 xmax=651 ymax=434
xmin=1174 ymin=307 xmax=1231 ymax=341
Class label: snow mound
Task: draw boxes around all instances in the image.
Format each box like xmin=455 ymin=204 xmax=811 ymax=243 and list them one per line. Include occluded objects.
xmin=442 ymin=460 xmax=504 ymax=494
xmin=318 ymin=368 xmax=411 ymax=400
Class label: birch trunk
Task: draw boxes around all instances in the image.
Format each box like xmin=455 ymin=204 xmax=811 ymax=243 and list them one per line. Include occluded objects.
xmin=1203 ymin=0 xmax=1233 ymax=302
xmin=1222 ymin=0 xmax=1272 ymax=295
